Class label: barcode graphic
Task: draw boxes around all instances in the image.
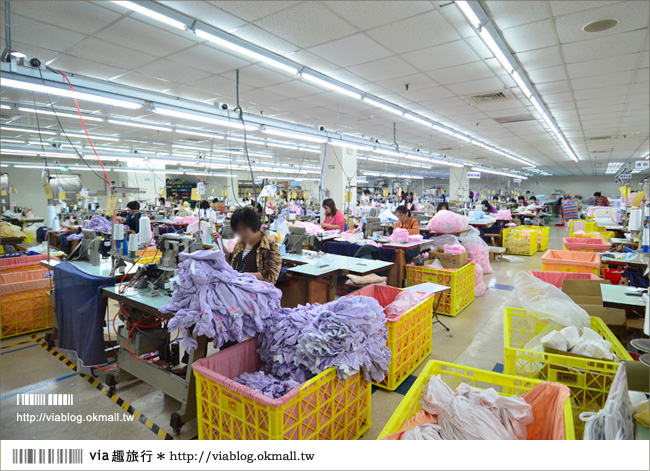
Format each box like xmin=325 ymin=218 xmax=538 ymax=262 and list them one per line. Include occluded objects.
xmin=16 ymin=394 xmax=74 ymax=406
xmin=12 ymin=449 xmax=83 ymax=464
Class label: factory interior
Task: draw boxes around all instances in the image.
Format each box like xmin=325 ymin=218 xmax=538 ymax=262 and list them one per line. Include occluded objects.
xmin=0 ymin=0 xmax=649 ymax=462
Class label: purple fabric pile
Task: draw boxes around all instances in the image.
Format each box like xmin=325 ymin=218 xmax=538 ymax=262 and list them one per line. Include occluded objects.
xmin=258 ymin=296 xmax=391 ymax=384
xmin=233 ymin=371 xmax=301 ymax=399
xmin=160 ymin=249 xmax=282 ymax=353
xmin=67 ymin=232 xmax=84 ymax=241
xmin=84 ymin=215 xmax=112 ymax=233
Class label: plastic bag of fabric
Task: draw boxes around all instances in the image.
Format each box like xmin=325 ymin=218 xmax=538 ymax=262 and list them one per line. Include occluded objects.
xmin=459 ymin=227 xmax=493 ymax=275
xmin=514 ymin=272 xmax=590 ymax=328
xmin=426 ymin=210 xmax=468 ymax=233
xmin=472 ymin=260 xmax=486 ymax=297
xmin=444 ymin=245 xmax=466 ymax=255
xmin=429 ymin=234 xmax=461 ymax=249
xmin=1 ymin=222 xmax=27 ymax=238
xmin=384 ymin=290 xmax=430 ymax=320
xmin=379 ymin=209 xmax=397 ymax=223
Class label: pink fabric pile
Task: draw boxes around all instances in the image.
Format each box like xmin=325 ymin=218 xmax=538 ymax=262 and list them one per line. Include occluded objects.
xmin=387 ymin=228 xmax=423 ymax=243
xmin=384 ymin=290 xmax=430 ymax=321
xmin=427 ymin=210 xmax=468 ymax=233
xmin=173 ymin=216 xmax=198 ymax=225
xmin=443 ymin=245 xmax=466 ymax=255
xmin=472 ymin=260 xmax=486 ymax=297
xmin=459 ymin=228 xmax=493 ymax=275
xmin=496 ymin=210 xmax=512 ymax=221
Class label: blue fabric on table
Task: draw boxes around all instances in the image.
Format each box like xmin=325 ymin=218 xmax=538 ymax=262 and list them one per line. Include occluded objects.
xmin=36 ymin=226 xmax=48 ymax=243
xmin=323 ymin=241 xmax=419 ymax=263
xmin=54 ymin=262 xmax=115 ymax=367
xmin=623 ymin=267 xmax=649 ymax=288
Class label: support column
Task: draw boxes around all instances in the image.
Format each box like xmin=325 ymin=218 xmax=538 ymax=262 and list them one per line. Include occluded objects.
xmin=319 ymin=144 xmax=357 ymax=221
xmin=449 ymin=165 xmax=470 ymax=203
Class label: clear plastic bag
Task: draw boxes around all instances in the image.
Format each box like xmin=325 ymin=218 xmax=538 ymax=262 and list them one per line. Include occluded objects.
xmin=459 ymin=227 xmax=493 ymax=275
xmin=426 ymin=210 xmax=468 ymax=233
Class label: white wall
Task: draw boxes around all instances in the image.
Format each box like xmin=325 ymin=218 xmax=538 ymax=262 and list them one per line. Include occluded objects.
xmin=518 ymin=176 xmax=629 ymax=200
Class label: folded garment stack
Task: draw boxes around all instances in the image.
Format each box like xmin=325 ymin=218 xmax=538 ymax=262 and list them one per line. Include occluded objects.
xmin=233 ymin=371 xmax=301 ymax=399
xmin=160 ymin=249 xmax=282 ymax=353
xmin=541 ymin=325 xmax=615 ymax=360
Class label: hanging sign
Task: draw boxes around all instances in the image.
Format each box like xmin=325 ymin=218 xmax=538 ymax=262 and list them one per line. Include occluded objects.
xmin=619 ymin=173 xmax=632 ymax=180
xmin=513 ymin=178 xmax=522 ymax=183
xmin=43 ymin=183 xmax=53 ymax=199
xmin=191 ymin=187 xmax=201 ymax=201
xmin=467 ymin=172 xmax=481 ymax=179
xmin=290 ymin=181 xmax=300 ymax=187
xmin=357 ymin=176 xmax=367 ymax=183
xmin=635 ymin=160 xmax=649 ymax=169
xmin=328 ymin=165 xmax=335 ymax=169
xmin=197 ymin=182 xmax=205 ymax=195
xmin=254 ymin=178 xmax=263 ymax=184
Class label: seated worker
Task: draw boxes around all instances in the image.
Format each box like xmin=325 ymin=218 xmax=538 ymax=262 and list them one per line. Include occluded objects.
xmin=436 ymin=201 xmax=449 ymax=212
xmin=517 ymin=195 xmax=527 ymax=207
xmin=482 ymin=199 xmax=498 ymax=214
xmin=116 ymin=201 xmax=141 ymax=233
xmin=158 ymin=197 xmax=165 ymax=206
xmin=594 ymin=192 xmax=609 ymax=207
xmin=321 ymin=198 xmax=345 ymax=231
xmin=394 ymin=205 xmax=420 ymax=235
xmin=210 ymin=206 xmax=281 ymax=284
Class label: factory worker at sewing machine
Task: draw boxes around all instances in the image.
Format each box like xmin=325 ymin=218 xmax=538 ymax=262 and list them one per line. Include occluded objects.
xmin=116 ymin=201 xmax=141 ymax=233
xmin=394 ymin=205 xmax=420 ymax=235
xmin=210 ymin=206 xmax=281 ymax=284
xmin=320 ymin=198 xmax=345 ymax=231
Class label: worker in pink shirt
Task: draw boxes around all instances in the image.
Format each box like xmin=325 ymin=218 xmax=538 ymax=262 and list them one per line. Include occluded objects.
xmin=321 ymin=198 xmax=345 ymax=231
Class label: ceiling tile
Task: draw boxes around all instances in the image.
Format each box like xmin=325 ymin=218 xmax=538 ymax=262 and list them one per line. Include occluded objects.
xmin=211 ymin=1 xmax=298 ymax=22
xmin=110 ymin=72 xmax=173 ymax=93
xmin=160 ymin=1 xmax=248 ymax=31
xmin=549 ymin=1 xmax=622 ymax=17
xmin=347 ymin=56 xmax=418 ymax=81
xmin=223 ymin=64 xmax=294 ymax=89
xmin=567 ymin=53 xmax=641 ymax=79
xmin=11 ymin=14 xmax=86 ymax=52
xmin=11 ymin=1 xmax=122 ymax=35
xmin=571 ymin=70 xmax=636 ymax=90
xmin=137 ymin=58 xmax=213 ymax=84
xmin=308 ymin=33 xmax=392 ymax=68
xmin=403 ymin=40 xmax=479 ymax=72
xmin=95 ymin=17 xmax=195 ymax=56
xmin=324 ymin=1 xmax=433 ymax=30
xmin=562 ymin=29 xmax=647 ymax=63
xmin=263 ymin=80 xmax=324 ymax=99
xmin=166 ymin=44 xmax=251 ymax=75
xmin=514 ymin=46 xmax=563 ymax=70
xmin=528 ymin=65 xmax=567 ymax=84
xmin=485 ymin=1 xmax=550 ymax=29
xmin=161 ymin=85 xmax=223 ymax=103
xmin=447 ymin=77 xmax=507 ymax=95
xmin=66 ymin=37 xmax=154 ymax=69
xmin=254 ymin=2 xmax=356 ymax=48
xmin=366 ymin=10 xmax=461 ymax=54
xmin=502 ymin=20 xmax=558 ymax=52
xmin=229 ymin=23 xmax=300 ymax=56
xmin=428 ymin=61 xmax=495 ymax=85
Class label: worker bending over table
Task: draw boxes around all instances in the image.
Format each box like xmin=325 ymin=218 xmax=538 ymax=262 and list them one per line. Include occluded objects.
xmin=116 ymin=201 xmax=141 ymax=233
xmin=320 ymin=198 xmax=345 ymax=231
xmin=210 ymin=206 xmax=281 ymax=284
xmin=394 ymin=205 xmax=420 ymax=235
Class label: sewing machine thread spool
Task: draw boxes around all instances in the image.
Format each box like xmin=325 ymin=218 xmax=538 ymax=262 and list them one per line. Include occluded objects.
xmin=122 ymin=237 xmax=128 ymax=256
xmin=629 ymin=208 xmax=643 ymax=232
xmin=139 ymin=216 xmax=152 ymax=245
xmin=128 ymin=233 xmax=138 ymax=257
xmin=642 ymin=227 xmax=649 ymax=253
xmin=113 ymin=223 xmax=124 ymax=241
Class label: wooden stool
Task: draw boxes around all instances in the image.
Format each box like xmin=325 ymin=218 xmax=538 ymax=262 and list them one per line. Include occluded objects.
xmin=489 ymin=246 xmax=506 ymax=262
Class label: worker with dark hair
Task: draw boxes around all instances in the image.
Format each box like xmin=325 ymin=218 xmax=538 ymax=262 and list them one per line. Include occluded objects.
xmin=210 ymin=206 xmax=281 ymax=284
xmin=594 ymin=192 xmax=609 ymax=207
xmin=394 ymin=205 xmax=420 ymax=235
xmin=482 ymin=199 xmax=497 ymax=214
xmin=158 ymin=197 xmax=165 ymax=206
xmin=437 ymin=201 xmax=449 ymax=212
xmin=517 ymin=195 xmax=527 ymax=206
xmin=199 ymin=200 xmax=210 ymax=210
xmin=117 ymin=201 xmax=141 ymax=232
xmin=321 ymin=198 xmax=344 ymax=231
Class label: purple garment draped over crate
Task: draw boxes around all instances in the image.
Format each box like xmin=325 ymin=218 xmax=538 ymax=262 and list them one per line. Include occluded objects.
xmin=84 ymin=215 xmax=112 ymax=233
xmin=259 ymin=296 xmax=391 ymax=384
xmin=233 ymin=371 xmax=301 ymax=399
xmin=160 ymin=249 xmax=282 ymax=352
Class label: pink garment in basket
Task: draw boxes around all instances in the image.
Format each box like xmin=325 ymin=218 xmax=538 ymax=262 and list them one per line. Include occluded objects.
xmin=384 ymin=290 xmax=430 ymax=320
xmin=426 ymin=210 xmax=468 ymax=233
xmin=443 ymin=245 xmax=466 ymax=255
xmin=387 ymin=228 xmax=423 ymax=243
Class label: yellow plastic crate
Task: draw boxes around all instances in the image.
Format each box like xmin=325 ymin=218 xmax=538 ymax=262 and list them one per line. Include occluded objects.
xmin=569 ymin=220 xmax=597 ymax=236
xmin=193 ymin=338 xmax=371 ymax=440
xmin=503 ymin=307 xmax=632 ymax=438
xmin=378 ymin=360 xmax=575 ymax=440
xmin=347 ymin=284 xmax=435 ymax=390
xmin=526 ymin=225 xmax=549 ymax=251
xmin=503 ymin=227 xmax=538 ymax=255
xmin=405 ymin=263 xmax=474 ymax=316
xmin=1 ymin=271 xmax=54 ymax=338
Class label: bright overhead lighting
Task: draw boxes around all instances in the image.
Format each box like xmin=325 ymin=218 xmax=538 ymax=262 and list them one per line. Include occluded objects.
xmin=1 ymin=78 xmax=142 ymax=109
xmin=329 ymin=140 xmax=372 ymax=152
xmin=511 ymin=71 xmax=532 ymax=98
xmin=63 ymin=132 xmax=119 ymax=142
xmin=373 ymin=147 xmax=405 ymax=158
xmin=454 ymin=133 xmax=472 ymax=144
xmin=645 ymin=153 xmax=649 ymax=160
xmin=172 ymin=144 xmax=210 ymax=151
xmin=195 ymin=29 xmax=298 ymax=75
xmin=175 ymin=128 xmax=224 ymax=140
xmin=1 ymin=104 xmax=11 ymax=110
xmin=18 ymin=107 xmax=104 ymax=122
xmin=404 ymin=113 xmax=432 ymax=127
xmin=2 ymin=149 xmax=78 ymax=159
xmin=362 ymin=97 xmax=404 ymax=116
xmin=3 ymin=126 xmax=57 ymax=136
xmin=301 ymin=73 xmax=362 ymax=99
xmin=455 ymin=1 xmax=481 ymax=28
xmin=605 ymin=162 xmax=624 ymax=174
xmin=107 ymin=119 xmax=172 ymax=132
xmin=262 ymin=128 xmax=328 ymax=144
xmin=0 ymin=139 xmax=25 ymax=144
xmin=154 ymin=107 xmax=257 ymax=131
xmin=111 ymin=1 xmax=186 ymax=30
xmin=431 ymin=124 xmax=455 ymax=137
xmin=94 ymin=146 xmax=131 ymax=153
xmin=478 ymin=28 xmax=513 ymax=73
xmin=472 ymin=167 xmax=527 ymax=180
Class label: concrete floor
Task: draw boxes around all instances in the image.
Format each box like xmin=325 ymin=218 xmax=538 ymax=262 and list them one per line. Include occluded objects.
xmin=1 ymin=225 xmax=566 ymax=440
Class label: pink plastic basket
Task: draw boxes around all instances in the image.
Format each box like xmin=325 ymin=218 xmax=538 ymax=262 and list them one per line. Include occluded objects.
xmin=528 ymin=270 xmax=602 ymax=289
xmin=541 ymin=250 xmax=601 ymax=275
xmin=0 ymin=254 xmax=58 ymax=273
xmin=563 ymin=237 xmax=611 ymax=252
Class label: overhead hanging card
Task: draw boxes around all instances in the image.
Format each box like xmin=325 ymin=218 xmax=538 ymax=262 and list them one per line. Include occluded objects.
xmin=191 ymin=187 xmax=201 ymax=201
xmin=80 ymin=187 xmax=89 ymax=198
xmin=106 ymin=194 xmax=118 ymax=216
xmin=619 ymin=186 xmax=631 ymax=198
xmin=1 ymin=190 xmax=7 ymax=196
xmin=58 ymin=191 xmax=66 ymax=200
xmin=43 ymin=183 xmax=53 ymax=199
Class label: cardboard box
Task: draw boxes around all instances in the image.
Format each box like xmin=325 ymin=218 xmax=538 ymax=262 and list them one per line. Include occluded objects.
xmin=428 ymin=247 xmax=468 ymax=269
xmin=562 ymin=280 xmax=626 ymax=337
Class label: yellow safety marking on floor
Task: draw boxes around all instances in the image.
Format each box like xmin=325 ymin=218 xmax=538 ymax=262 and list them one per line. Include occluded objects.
xmin=30 ymin=335 xmax=175 ymax=440
xmin=0 ymin=339 xmax=35 ymax=350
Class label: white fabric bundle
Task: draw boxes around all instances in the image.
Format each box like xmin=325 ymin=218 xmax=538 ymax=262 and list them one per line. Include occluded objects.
xmin=541 ymin=326 xmax=615 ymax=360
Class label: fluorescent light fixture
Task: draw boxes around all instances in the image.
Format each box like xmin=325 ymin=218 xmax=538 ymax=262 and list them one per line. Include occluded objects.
xmin=0 ymin=139 xmax=26 ymax=144
xmin=478 ymin=28 xmax=513 ymax=73
xmin=63 ymin=133 xmax=119 ymax=142
xmin=107 ymin=119 xmax=172 ymax=132
xmin=1 ymin=78 xmax=142 ymax=109
xmin=3 ymin=126 xmax=57 ymax=136
xmin=2 ymin=149 xmax=78 ymax=159
xmin=511 ymin=71 xmax=532 ymax=98
xmin=362 ymin=97 xmax=404 ymax=116
xmin=456 ymin=1 xmax=481 ymax=28
xmin=645 ymin=153 xmax=649 ymax=160
xmin=154 ymin=107 xmax=257 ymax=131
xmin=329 ymin=140 xmax=372 ymax=152
xmin=472 ymin=167 xmax=527 ymax=180
xmin=404 ymin=113 xmax=432 ymax=127
xmin=175 ymin=128 xmax=224 ymax=139
xmin=454 ymin=133 xmax=472 ymax=144
xmin=605 ymin=162 xmax=624 ymax=174
xmin=431 ymin=124 xmax=455 ymax=137
xmin=18 ymin=107 xmax=104 ymax=122
xmin=112 ymin=1 xmax=186 ymax=30
xmin=94 ymin=146 xmax=132 ymax=153
xmin=172 ymin=144 xmax=211 ymax=151
xmin=1 ymin=104 xmax=11 ymax=110
xmin=373 ymin=147 xmax=405 ymax=158
xmin=195 ymin=29 xmax=298 ymax=75
xmin=301 ymin=73 xmax=362 ymax=99
xmin=262 ymin=128 xmax=328 ymax=144
xmin=10 ymin=52 xmax=27 ymax=59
